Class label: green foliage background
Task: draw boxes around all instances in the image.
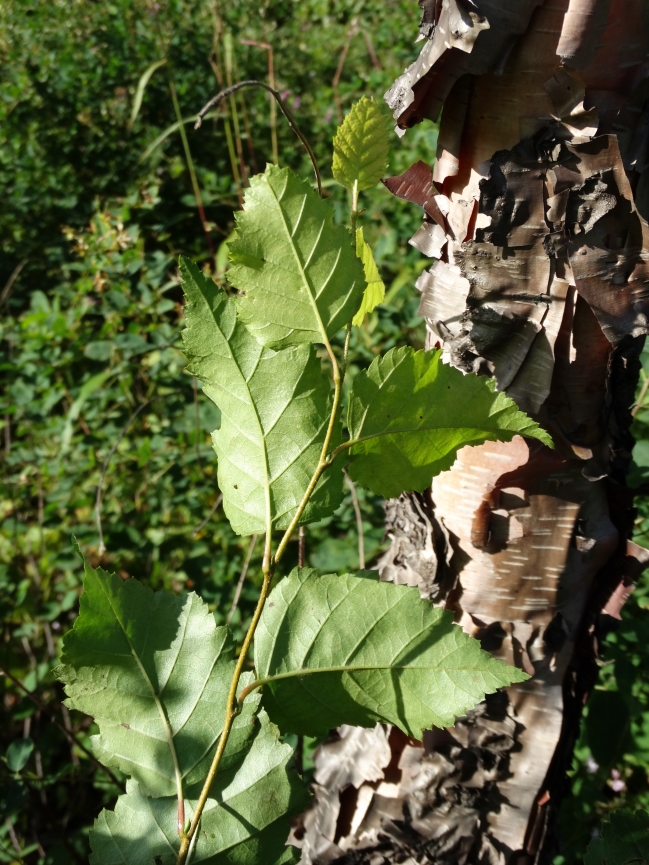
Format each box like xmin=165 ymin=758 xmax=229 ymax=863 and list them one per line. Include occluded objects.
xmin=1 ymin=1 xmax=649 ymax=863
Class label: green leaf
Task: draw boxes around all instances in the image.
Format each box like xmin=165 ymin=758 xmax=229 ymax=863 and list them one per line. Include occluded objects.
xmin=89 ymin=713 xmax=308 ymax=865
xmin=332 ymin=96 xmax=392 ymax=192
xmin=56 ymin=561 xmax=258 ymax=798
xmin=6 ymin=738 xmax=33 ymax=773
xmin=346 ymin=346 xmax=554 ymax=499
xmin=128 ymin=58 xmax=167 ymax=132
xmin=352 ymin=227 xmax=385 ymax=326
xmin=228 ymin=165 xmax=366 ymax=349
xmin=254 ymin=568 xmax=528 ymax=739
xmin=585 ymin=809 xmax=649 ymax=865
xmin=180 ymin=257 xmax=344 ymax=535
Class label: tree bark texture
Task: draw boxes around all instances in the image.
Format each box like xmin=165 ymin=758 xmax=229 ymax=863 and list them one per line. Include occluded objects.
xmin=294 ymin=2 xmax=649 ymax=864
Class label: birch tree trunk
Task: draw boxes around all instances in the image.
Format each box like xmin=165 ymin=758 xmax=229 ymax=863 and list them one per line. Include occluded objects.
xmin=294 ymin=2 xmax=649 ymax=863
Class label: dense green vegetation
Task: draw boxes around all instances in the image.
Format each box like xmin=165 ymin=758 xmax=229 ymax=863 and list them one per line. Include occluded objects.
xmin=2 ymin=1 xmax=649 ymax=863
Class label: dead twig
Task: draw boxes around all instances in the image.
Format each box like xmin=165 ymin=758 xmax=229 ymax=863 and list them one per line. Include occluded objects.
xmin=332 ymin=17 xmax=360 ymax=124
xmin=298 ymin=526 xmax=306 ymax=569
xmin=240 ymin=39 xmax=278 ymax=166
xmin=192 ymin=493 xmax=223 ymax=537
xmin=0 ymin=259 xmax=27 ymax=308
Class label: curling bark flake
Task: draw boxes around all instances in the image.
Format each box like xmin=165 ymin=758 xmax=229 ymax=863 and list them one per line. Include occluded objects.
xmin=295 ymin=2 xmax=649 ymax=864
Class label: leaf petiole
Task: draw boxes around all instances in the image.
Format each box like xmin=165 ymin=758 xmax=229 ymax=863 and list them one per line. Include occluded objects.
xmin=176 ymin=531 xmax=273 ymax=865
xmin=178 ymin=331 xmax=349 ymax=864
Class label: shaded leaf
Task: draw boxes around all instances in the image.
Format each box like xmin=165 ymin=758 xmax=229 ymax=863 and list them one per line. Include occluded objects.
xmin=585 ymin=690 xmax=631 ymax=768
xmin=352 ymin=228 xmax=385 ymax=326
xmin=332 ymin=96 xmax=392 ymax=192
xmin=180 ymin=258 xmax=344 ymax=535
xmin=57 ymin=561 xmax=258 ymax=798
xmin=6 ymin=739 xmax=33 ymax=773
xmin=585 ymin=809 xmax=649 ymax=865
xmin=254 ymin=568 xmax=528 ymax=738
xmin=347 ymin=346 xmax=553 ymax=498
xmin=89 ymin=713 xmax=308 ymax=865
xmin=228 ymin=165 xmax=365 ymax=349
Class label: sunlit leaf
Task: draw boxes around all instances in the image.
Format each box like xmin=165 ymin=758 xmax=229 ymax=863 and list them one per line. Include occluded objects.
xmin=346 ymin=346 xmax=553 ymax=498
xmin=332 ymin=96 xmax=392 ymax=192
xmin=57 ymin=561 xmax=258 ymax=798
xmin=89 ymin=713 xmax=307 ymax=865
xmin=180 ymin=257 xmax=344 ymax=535
xmin=228 ymin=165 xmax=365 ymax=348
xmin=254 ymin=568 xmax=528 ymax=738
xmin=352 ymin=227 xmax=385 ymax=326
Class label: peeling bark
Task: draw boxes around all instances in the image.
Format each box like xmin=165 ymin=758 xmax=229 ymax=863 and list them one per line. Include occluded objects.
xmin=295 ymin=2 xmax=649 ymax=864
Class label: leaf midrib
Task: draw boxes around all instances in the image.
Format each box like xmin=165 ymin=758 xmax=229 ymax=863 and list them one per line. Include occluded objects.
xmin=205 ymin=292 xmax=272 ymax=533
xmin=261 ymin=578 xmax=482 ymax=685
xmin=350 ymin=350 xmax=532 ymax=445
xmin=255 ymin=660 xmax=495 ymax=687
xmin=93 ymin=575 xmax=184 ymax=799
xmin=266 ymin=175 xmax=330 ymax=344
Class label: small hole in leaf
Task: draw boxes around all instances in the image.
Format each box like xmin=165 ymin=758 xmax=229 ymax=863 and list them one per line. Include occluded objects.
xmin=234 ymin=484 xmax=238 ymax=489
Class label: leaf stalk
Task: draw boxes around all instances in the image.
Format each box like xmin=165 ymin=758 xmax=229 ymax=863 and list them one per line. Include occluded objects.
xmin=176 ymin=530 xmax=273 ymax=865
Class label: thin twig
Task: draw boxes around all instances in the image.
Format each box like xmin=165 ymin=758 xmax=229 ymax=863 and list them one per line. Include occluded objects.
xmin=192 ymin=493 xmax=223 ymax=537
xmin=61 ymin=703 xmax=80 ymax=767
xmin=240 ymin=39 xmax=277 ymax=165
xmin=222 ymin=32 xmax=248 ymax=187
xmin=168 ymin=79 xmax=215 ymax=260
xmin=195 ymin=81 xmax=322 ymax=198
xmin=226 ymin=534 xmax=258 ymax=625
xmin=0 ymin=259 xmax=27 ymax=308
xmin=361 ymin=27 xmax=382 ymax=70
xmin=332 ymin=17 xmax=359 ymax=124
xmin=176 ymin=530 xmax=274 ymax=865
xmin=5 ymin=819 xmax=22 ymax=859
xmin=344 ymin=471 xmax=365 ymax=569
xmin=0 ymin=258 xmax=29 ymax=306
xmin=0 ymin=667 xmax=120 ymax=785
xmin=178 ymin=329 xmax=346 ymax=862
xmin=192 ymin=377 xmax=202 ymax=467
xmin=298 ymin=526 xmax=305 ymax=569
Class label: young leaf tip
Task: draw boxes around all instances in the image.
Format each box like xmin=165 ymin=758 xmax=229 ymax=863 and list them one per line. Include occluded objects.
xmin=332 ymin=96 xmax=392 ymax=192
